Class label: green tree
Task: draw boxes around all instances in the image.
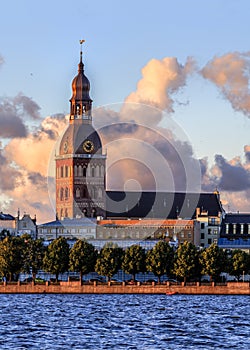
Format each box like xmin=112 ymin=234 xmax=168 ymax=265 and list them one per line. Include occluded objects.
xmin=173 ymin=241 xmax=200 ymax=283
xmin=22 ymin=234 xmax=45 ymax=280
xmin=95 ymin=243 xmax=124 ymax=281
xmin=69 ymin=239 xmax=97 ymax=281
xmin=0 ymin=229 xmax=11 ymax=241
xmin=0 ymin=236 xmax=25 ymax=281
xmin=229 ymin=249 xmax=248 ymax=281
xmin=43 ymin=237 xmax=69 ymax=282
xmin=200 ymin=243 xmax=228 ymax=282
xmin=122 ymin=244 xmax=146 ymax=281
xmin=146 ymin=241 xmax=174 ymax=282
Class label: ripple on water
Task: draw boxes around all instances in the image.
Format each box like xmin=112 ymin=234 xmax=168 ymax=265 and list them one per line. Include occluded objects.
xmin=0 ymin=294 xmax=249 ymax=349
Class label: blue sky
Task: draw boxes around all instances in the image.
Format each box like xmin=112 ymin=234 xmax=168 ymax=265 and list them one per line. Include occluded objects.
xmin=0 ymin=0 xmax=250 ymax=219
xmin=1 ymin=0 xmax=249 ymax=161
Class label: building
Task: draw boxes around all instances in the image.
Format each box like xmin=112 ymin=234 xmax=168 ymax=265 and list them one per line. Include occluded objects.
xmin=37 ymin=46 xmax=225 ymax=245
xmin=55 ymin=49 xmax=106 ymax=220
xmin=218 ymin=213 xmax=250 ymax=253
xmin=0 ymin=212 xmax=16 ymax=235
xmin=0 ymin=211 xmax=37 ymax=238
xmin=16 ymin=213 xmax=37 ymax=238
xmin=97 ymin=218 xmax=200 ymax=245
xmin=38 ymin=217 xmax=96 ymax=241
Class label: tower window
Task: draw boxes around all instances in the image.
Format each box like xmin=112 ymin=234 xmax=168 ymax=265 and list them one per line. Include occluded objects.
xmin=78 ymin=166 xmax=83 ymax=177
xmin=60 ymin=166 xmax=64 ymax=178
xmin=65 ymin=187 xmax=69 ymax=200
xmin=92 ymin=167 xmax=95 ymax=177
xmin=60 ymin=188 xmax=64 ymax=201
xmin=76 ymin=188 xmax=80 ymax=198
xmin=83 ymin=167 xmax=86 ymax=177
xmin=65 ymin=166 xmax=68 ymax=178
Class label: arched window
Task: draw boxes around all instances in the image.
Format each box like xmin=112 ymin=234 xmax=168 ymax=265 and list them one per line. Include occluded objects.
xmin=92 ymin=167 xmax=95 ymax=177
xmin=83 ymin=167 xmax=87 ymax=177
xmin=60 ymin=166 xmax=64 ymax=178
xmin=65 ymin=187 xmax=69 ymax=200
xmin=101 ymin=165 xmax=104 ymax=177
xmin=60 ymin=188 xmax=64 ymax=201
xmin=74 ymin=165 xmax=78 ymax=176
xmin=95 ymin=165 xmax=100 ymax=177
xmin=98 ymin=188 xmax=103 ymax=199
xmin=60 ymin=209 xmax=64 ymax=218
xmin=87 ymin=165 xmax=91 ymax=177
xmin=78 ymin=166 xmax=83 ymax=177
xmin=65 ymin=166 xmax=68 ymax=178
xmin=65 ymin=209 xmax=68 ymax=218
xmin=76 ymin=187 xmax=81 ymax=198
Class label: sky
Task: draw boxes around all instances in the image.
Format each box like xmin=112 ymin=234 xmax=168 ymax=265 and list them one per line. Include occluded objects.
xmin=0 ymin=0 xmax=250 ymax=223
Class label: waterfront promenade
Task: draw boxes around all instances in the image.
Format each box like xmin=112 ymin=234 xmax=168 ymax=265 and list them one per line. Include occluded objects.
xmin=0 ymin=281 xmax=249 ymax=295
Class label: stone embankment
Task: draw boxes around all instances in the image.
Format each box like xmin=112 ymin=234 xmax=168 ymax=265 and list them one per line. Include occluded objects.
xmin=0 ymin=281 xmax=249 ymax=295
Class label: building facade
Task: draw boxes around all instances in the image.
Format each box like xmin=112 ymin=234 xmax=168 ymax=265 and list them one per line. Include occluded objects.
xmin=55 ymin=50 xmax=106 ymax=220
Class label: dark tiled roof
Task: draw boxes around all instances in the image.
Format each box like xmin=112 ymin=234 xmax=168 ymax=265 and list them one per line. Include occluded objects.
xmin=39 ymin=217 xmax=96 ymax=227
xmin=105 ymin=191 xmax=222 ymax=219
xmin=222 ymin=213 xmax=250 ymax=224
xmin=0 ymin=212 xmax=15 ymax=220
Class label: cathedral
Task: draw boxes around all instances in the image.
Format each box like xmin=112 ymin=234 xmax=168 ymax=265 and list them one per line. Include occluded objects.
xmin=55 ymin=47 xmax=222 ymax=223
xmin=36 ymin=46 xmax=225 ymax=247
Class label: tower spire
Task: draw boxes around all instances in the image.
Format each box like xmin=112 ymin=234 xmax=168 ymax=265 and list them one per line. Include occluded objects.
xmin=69 ymin=39 xmax=92 ymax=123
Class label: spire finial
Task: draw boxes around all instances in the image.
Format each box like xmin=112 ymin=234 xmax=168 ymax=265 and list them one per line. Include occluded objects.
xmin=79 ymin=39 xmax=85 ymax=62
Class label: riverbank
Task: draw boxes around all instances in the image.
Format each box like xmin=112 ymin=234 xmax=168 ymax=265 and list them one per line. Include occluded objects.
xmin=0 ymin=281 xmax=249 ymax=294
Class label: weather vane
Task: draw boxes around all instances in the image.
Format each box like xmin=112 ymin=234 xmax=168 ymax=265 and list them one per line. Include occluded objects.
xmin=79 ymin=39 xmax=85 ymax=50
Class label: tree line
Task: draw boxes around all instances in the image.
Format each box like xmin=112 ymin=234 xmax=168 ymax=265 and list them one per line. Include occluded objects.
xmin=0 ymin=234 xmax=249 ymax=283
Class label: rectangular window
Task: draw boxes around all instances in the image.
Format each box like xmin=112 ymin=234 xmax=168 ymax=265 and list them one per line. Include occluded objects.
xmin=233 ymin=224 xmax=236 ymax=234
xmin=201 ymin=232 xmax=204 ymax=239
xmin=226 ymin=224 xmax=229 ymax=234
xmin=201 ymin=223 xmax=205 ymax=229
xmin=241 ymin=224 xmax=244 ymax=234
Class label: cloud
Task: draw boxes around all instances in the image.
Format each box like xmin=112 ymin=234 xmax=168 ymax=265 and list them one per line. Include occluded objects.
xmin=13 ymin=93 xmax=41 ymax=120
xmin=0 ymin=99 xmax=28 ymax=137
xmin=201 ymin=52 xmax=250 ymax=116
xmin=0 ymin=146 xmax=23 ymax=191
xmin=201 ymin=147 xmax=250 ymax=193
xmin=5 ymin=114 xmax=67 ymax=176
xmin=0 ymin=93 xmax=42 ymax=138
xmin=1 ymin=114 xmax=67 ymax=222
xmin=244 ymin=145 xmax=250 ymax=163
xmin=124 ymin=56 xmax=195 ymax=114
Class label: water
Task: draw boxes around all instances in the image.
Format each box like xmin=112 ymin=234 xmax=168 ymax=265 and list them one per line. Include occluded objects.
xmin=0 ymin=294 xmax=249 ymax=349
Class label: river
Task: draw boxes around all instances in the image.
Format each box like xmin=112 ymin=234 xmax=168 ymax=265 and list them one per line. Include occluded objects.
xmin=0 ymin=294 xmax=249 ymax=349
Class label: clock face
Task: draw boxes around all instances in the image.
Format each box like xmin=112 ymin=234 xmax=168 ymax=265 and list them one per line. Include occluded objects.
xmin=83 ymin=140 xmax=94 ymax=153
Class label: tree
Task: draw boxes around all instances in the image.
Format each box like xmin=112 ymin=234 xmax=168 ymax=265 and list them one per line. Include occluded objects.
xmin=43 ymin=237 xmax=69 ymax=282
xmin=229 ymin=249 xmax=249 ymax=281
xmin=0 ymin=229 xmax=11 ymax=241
xmin=0 ymin=236 xmax=25 ymax=281
xmin=95 ymin=243 xmax=124 ymax=280
xmin=21 ymin=234 xmax=45 ymax=280
xmin=200 ymin=243 xmax=228 ymax=282
xmin=146 ymin=241 xmax=174 ymax=282
xmin=69 ymin=239 xmax=97 ymax=281
xmin=173 ymin=241 xmax=201 ymax=283
xmin=122 ymin=244 xmax=146 ymax=280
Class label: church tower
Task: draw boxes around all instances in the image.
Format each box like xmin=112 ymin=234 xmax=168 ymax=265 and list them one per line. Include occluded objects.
xmin=55 ymin=45 xmax=106 ymax=220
